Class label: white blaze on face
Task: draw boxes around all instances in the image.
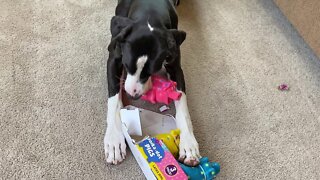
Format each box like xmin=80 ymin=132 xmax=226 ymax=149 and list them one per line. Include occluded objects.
xmin=147 ymin=22 xmax=154 ymax=31
xmin=125 ymin=55 xmax=152 ymax=97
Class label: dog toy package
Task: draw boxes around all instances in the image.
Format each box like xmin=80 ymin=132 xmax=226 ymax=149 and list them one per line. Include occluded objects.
xmin=120 ymin=107 xmax=188 ymax=180
xmin=142 ymin=75 xmax=182 ymax=105
xmin=137 ymin=137 xmax=188 ymax=179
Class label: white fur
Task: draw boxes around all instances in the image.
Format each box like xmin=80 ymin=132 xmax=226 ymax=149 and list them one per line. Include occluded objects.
xmin=174 ymin=92 xmax=201 ymax=164
xmin=104 ymin=94 xmax=126 ymax=164
xmin=125 ymin=55 xmax=148 ymax=96
xmin=147 ymin=22 xmax=154 ymax=31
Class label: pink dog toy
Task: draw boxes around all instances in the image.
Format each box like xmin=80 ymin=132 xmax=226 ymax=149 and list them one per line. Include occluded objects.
xmin=142 ymin=76 xmax=182 ymax=105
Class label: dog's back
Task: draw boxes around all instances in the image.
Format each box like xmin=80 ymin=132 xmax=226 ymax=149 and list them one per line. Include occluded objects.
xmin=116 ymin=0 xmax=178 ymax=29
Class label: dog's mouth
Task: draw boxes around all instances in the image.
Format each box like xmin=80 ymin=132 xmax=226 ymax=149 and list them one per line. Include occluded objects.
xmin=124 ymin=77 xmax=152 ymax=100
xmin=126 ymin=93 xmax=142 ymax=100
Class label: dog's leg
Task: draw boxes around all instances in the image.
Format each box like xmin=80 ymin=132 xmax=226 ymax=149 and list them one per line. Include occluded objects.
xmin=166 ymin=63 xmax=201 ymax=166
xmin=104 ymin=46 xmax=126 ymax=165
xmin=105 ymin=93 xmax=125 ymax=164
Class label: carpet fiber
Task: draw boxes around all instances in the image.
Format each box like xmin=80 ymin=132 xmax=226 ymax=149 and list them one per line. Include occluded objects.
xmin=1 ymin=0 xmax=320 ymax=179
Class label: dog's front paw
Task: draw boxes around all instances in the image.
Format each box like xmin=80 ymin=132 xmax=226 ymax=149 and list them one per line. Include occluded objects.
xmin=104 ymin=128 xmax=126 ymax=165
xmin=178 ymin=132 xmax=201 ymax=166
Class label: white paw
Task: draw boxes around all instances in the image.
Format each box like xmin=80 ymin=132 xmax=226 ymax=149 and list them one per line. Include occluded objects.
xmin=104 ymin=128 xmax=126 ymax=165
xmin=178 ymin=133 xmax=201 ymax=166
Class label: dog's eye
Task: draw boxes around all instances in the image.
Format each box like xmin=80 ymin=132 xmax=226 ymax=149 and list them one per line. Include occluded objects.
xmin=166 ymin=54 xmax=173 ymax=60
xmin=165 ymin=55 xmax=173 ymax=64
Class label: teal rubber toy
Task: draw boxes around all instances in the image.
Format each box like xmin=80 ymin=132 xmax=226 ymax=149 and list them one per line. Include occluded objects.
xmin=179 ymin=157 xmax=220 ymax=180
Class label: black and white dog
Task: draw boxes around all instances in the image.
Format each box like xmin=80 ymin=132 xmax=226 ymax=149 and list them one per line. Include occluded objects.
xmin=104 ymin=0 xmax=200 ymax=166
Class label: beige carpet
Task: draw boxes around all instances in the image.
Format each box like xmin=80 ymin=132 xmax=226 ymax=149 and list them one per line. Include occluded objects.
xmin=1 ymin=0 xmax=320 ymax=179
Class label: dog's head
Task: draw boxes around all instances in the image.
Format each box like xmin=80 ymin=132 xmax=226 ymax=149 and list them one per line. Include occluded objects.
xmin=110 ymin=16 xmax=186 ymax=99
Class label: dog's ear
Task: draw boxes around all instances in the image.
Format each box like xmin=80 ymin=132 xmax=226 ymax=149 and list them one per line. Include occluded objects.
xmin=108 ymin=16 xmax=133 ymax=52
xmin=169 ymin=29 xmax=186 ymax=46
xmin=110 ymin=16 xmax=133 ymax=37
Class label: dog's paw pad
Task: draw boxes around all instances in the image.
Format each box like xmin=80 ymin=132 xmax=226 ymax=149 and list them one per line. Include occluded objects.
xmin=183 ymin=157 xmax=200 ymax=166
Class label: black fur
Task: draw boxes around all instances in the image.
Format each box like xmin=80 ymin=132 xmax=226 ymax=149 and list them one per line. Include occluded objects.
xmin=107 ymin=0 xmax=186 ymax=97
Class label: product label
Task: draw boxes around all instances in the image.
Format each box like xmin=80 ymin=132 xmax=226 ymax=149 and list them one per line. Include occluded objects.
xmin=140 ymin=138 xmax=164 ymax=163
xmin=165 ymin=165 xmax=178 ymax=176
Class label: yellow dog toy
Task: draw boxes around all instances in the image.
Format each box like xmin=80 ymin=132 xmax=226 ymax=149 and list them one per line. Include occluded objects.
xmin=155 ymin=129 xmax=180 ymax=159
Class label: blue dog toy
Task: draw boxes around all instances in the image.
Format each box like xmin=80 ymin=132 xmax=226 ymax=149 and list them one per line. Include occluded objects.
xmin=179 ymin=157 xmax=220 ymax=180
